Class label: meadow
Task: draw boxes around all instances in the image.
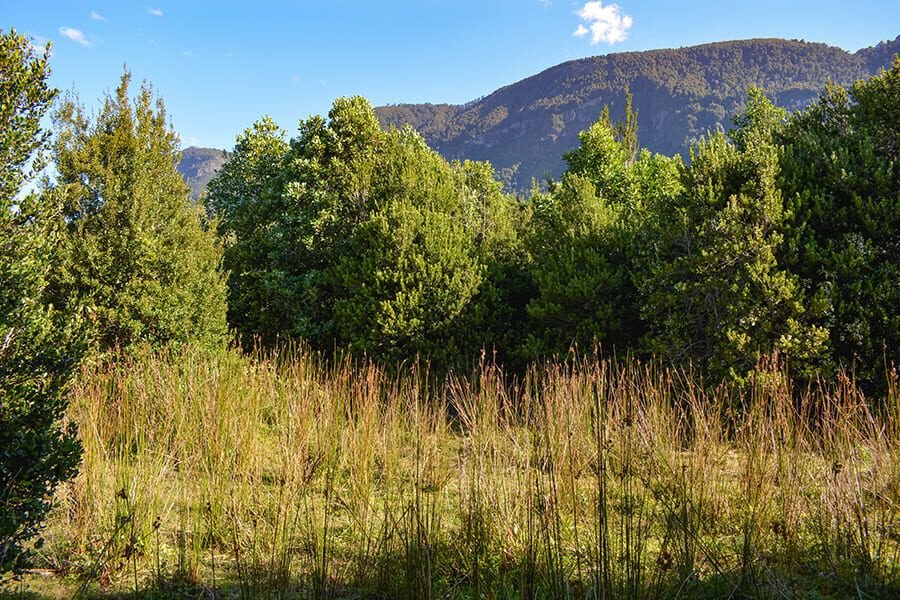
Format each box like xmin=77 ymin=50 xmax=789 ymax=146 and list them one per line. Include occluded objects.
xmin=8 ymin=344 xmax=899 ymax=599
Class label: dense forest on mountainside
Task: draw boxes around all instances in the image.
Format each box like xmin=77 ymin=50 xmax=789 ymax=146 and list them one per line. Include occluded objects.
xmin=376 ymin=37 xmax=900 ymax=190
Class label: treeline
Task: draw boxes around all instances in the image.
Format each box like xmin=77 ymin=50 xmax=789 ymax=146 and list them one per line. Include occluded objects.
xmin=5 ymin=30 xmax=898 ymax=396
xmin=207 ymin=62 xmax=899 ymax=393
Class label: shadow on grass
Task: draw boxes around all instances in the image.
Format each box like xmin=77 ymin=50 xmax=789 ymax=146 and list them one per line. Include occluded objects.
xmin=3 ymin=564 xmax=900 ymax=600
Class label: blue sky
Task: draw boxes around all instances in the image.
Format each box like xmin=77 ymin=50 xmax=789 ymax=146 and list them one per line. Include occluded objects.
xmin=6 ymin=1 xmax=899 ymax=151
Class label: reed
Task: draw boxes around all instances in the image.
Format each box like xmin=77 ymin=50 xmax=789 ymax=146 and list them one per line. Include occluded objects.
xmin=25 ymin=343 xmax=900 ymax=599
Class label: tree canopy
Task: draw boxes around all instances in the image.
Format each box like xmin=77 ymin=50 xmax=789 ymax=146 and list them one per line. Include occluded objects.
xmin=208 ymin=97 xmax=519 ymax=366
xmin=778 ymin=57 xmax=900 ymax=390
xmin=202 ymin=60 xmax=900 ymax=393
xmin=49 ymin=71 xmax=228 ymax=354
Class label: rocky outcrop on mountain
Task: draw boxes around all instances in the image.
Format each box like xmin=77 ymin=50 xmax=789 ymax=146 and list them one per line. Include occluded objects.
xmin=179 ymin=146 xmax=229 ymax=199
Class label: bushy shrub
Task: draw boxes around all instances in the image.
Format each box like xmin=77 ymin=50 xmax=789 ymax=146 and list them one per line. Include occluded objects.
xmin=0 ymin=29 xmax=84 ymax=575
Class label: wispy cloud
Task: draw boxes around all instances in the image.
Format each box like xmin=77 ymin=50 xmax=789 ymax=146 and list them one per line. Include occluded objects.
xmin=91 ymin=11 xmax=107 ymax=21
xmin=183 ymin=51 xmax=193 ymax=56
xmin=573 ymin=1 xmax=633 ymax=45
xmin=538 ymin=0 xmax=551 ymax=6
xmin=60 ymin=26 xmax=91 ymax=46
xmin=148 ymin=8 xmax=163 ymax=17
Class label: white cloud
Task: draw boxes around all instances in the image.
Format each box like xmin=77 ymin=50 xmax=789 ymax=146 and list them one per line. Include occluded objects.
xmin=183 ymin=50 xmax=193 ymax=56
xmin=60 ymin=26 xmax=91 ymax=46
xmin=538 ymin=0 xmax=551 ymax=6
xmin=148 ymin=8 xmax=163 ymax=16
xmin=91 ymin=11 xmax=107 ymax=21
xmin=573 ymin=1 xmax=633 ymax=45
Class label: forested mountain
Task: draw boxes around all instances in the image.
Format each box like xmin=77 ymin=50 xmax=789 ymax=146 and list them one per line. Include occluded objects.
xmin=375 ymin=37 xmax=900 ymax=190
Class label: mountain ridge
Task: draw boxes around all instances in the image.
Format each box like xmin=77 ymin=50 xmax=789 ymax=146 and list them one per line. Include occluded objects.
xmin=375 ymin=36 xmax=900 ymax=190
xmin=178 ymin=36 xmax=900 ymax=195
xmin=179 ymin=146 xmax=229 ymax=199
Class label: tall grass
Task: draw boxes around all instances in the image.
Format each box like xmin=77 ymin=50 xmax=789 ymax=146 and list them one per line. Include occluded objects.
xmin=35 ymin=344 xmax=900 ymax=598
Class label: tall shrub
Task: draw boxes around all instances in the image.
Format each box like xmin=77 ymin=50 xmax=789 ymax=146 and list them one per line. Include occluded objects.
xmin=641 ymin=91 xmax=827 ymax=382
xmin=49 ymin=71 xmax=227 ymax=353
xmin=778 ymin=59 xmax=900 ymax=391
xmin=0 ymin=29 xmax=84 ymax=575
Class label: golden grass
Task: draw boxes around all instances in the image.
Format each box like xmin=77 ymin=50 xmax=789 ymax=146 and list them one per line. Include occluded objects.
xmin=19 ymin=344 xmax=900 ymax=599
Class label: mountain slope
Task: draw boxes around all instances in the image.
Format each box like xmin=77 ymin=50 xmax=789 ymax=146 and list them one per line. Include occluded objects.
xmin=179 ymin=146 xmax=229 ymax=199
xmin=376 ymin=37 xmax=900 ymax=190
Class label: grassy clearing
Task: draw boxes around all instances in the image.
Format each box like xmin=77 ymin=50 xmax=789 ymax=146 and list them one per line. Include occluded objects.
xmin=7 ymin=344 xmax=900 ymax=599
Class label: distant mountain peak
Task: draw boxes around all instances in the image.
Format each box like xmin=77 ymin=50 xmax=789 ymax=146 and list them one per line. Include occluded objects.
xmin=178 ymin=146 xmax=229 ymax=199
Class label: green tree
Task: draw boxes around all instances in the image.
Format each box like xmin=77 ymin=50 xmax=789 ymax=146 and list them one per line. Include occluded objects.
xmin=642 ymin=92 xmax=827 ymax=382
xmin=729 ymin=87 xmax=787 ymax=151
xmin=50 ymin=71 xmax=227 ymax=353
xmin=562 ymin=101 xmax=635 ymax=202
xmin=208 ymin=98 xmax=387 ymax=349
xmin=205 ymin=117 xmax=289 ymax=345
xmin=0 ymin=30 xmax=83 ymax=575
xmin=277 ymin=97 xmax=388 ymax=347
xmin=208 ymin=97 xmax=511 ymax=366
xmin=333 ymin=128 xmax=485 ymax=365
xmin=523 ymin=110 xmax=680 ymax=361
xmin=451 ymin=160 xmax=532 ymax=368
xmin=523 ymin=174 xmax=633 ymax=358
xmin=778 ymin=58 xmax=900 ymax=391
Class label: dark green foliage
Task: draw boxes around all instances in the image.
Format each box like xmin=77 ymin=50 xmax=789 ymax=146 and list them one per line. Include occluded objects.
xmin=778 ymin=57 xmax=900 ymax=391
xmin=0 ymin=32 xmax=51 ymax=202
xmin=208 ymin=99 xmax=387 ymax=349
xmin=522 ymin=106 xmax=680 ymax=361
xmin=215 ymin=64 xmax=898 ymax=388
xmin=0 ymin=192 xmax=82 ymax=576
xmin=524 ymin=174 xmax=635 ymax=358
xmin=376 ymin=37 xmax=900 ymax=191
xmin=335 ymin=196 xmax=479 ymax=365
xmin=259 ymin=97 xmax=385 ymax=348
xmin=641 ymin=91 xmax=828 ymax=382
xmin=205 ymin=117 xmax=290 ymax=345
xmin=333 ymin=128 xmax=484 ymax=364
xmin=208 ymin=97 xmax=519 ymax=366
xmin=0 ymin=29 xmax=84 ymax=575
xmin=451 ymin=161 xmax=533 ymax=368
xmin=50 ymin=71 xmax=228 ymax=354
